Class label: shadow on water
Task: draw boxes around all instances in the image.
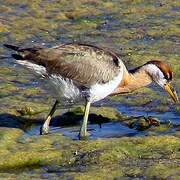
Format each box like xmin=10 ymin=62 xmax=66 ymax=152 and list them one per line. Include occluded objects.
xmin=0 ymin=112 xmax=139 ymax=140
xmin=0 ymin=113 xmax=28 ymax=129
xmin=0 ymin=113 xmax=41 ymax=129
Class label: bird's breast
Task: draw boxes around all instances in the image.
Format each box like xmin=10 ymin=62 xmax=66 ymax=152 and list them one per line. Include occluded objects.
xmin=88 ymin=68 xmax=124 ymax=103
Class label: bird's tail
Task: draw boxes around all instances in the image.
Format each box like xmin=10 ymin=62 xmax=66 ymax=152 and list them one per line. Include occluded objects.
xmin=3 ymin=44 xmax=41 ymax=60
xmin=4 ymin=44 xmax=46 ymax=75
xmin=4 ymin=44 xmax=25 ymax=60
xmin=3 ymin=44 xmax=20 ymax=51
xmin=4 ymin=43 xmax=47 ymax=69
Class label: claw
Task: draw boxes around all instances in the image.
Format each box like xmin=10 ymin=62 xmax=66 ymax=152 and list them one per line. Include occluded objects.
xmin=40 ymin=125 xmax=50 ymax=135
xmin=78 ymin=131 xmax=90 ymax=140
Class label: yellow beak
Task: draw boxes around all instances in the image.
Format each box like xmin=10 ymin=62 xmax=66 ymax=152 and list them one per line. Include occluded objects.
xmin=164 ymin=83 xmax=179 ymax=103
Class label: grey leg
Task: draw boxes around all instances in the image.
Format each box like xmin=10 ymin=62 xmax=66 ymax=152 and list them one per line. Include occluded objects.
xmin=79 ymin=101 xmax=91 ymax=139
xmin=40 ymin=100 xmax=59 ymax=135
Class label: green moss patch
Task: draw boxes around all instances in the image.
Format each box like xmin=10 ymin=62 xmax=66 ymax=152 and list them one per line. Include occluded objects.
xmin=0 ymin=125 xmax=179 ymax=179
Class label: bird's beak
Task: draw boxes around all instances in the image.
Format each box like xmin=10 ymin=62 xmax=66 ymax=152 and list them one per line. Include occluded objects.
xmin=164 ymin=83 xmax=179 ymax=103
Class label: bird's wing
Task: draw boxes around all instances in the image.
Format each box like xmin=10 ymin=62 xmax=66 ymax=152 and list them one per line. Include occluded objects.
xmin=9 ymin=43 xmax=122 ymax=87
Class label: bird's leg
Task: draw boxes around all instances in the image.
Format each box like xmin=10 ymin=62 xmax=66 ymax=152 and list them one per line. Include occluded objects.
xmin=79 ymin=101 xmax=91 ymax=140
xmin=40 ymin=100 xmax=59 ymax=135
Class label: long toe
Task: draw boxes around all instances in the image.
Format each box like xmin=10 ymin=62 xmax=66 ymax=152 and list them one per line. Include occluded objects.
xmin=78 ymin=131 xmax=90 ymax=140
xmin=40 ymin=126 xmax=50 ymax=135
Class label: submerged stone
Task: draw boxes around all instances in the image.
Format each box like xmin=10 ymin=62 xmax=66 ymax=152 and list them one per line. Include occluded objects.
xmin=129 ymin=116 xmax=160 ymax=131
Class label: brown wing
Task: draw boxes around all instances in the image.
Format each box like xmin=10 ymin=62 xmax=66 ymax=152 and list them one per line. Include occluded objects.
xmin=12 ymin=43 xmax=122 ymax=87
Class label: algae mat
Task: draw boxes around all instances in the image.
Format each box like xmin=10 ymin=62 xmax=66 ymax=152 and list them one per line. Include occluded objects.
xmin=0 ymin=127 xmax=179 ymax=179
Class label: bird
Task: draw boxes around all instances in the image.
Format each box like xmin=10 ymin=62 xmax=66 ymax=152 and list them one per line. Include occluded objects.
xmin=4 ymin=43 xmax=178 ymax=139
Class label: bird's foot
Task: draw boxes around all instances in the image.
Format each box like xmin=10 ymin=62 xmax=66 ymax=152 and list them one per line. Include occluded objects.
xmin=40 ymin=125 xmax=50 ymax=135
xmin=78 ymin=131 xmax=90 ymax=140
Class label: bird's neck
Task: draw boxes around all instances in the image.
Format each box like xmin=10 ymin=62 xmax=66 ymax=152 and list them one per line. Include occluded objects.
xmin=112 ymin=65 xmax=152 ymax=94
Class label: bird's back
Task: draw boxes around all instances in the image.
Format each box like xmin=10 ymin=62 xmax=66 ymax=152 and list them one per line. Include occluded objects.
xmin=7 ymin=43 xmax=121 ymax=87
xmin=5 ymin=43 xmax=124 ymax=103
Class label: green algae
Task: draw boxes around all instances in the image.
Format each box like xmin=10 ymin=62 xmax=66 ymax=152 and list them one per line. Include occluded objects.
xmin=0 ymin=22 xmax=8 ymax=33
xmin=175 ymin=106 xmax=180 ymax=113
xmin=144 ymin=163 xmax=180 ymax=179
xmin=16 ymin=105 xmax=42 ymax=116
xmin=0 ymin=128 xmax=65 ymax=170
xmin=90 ymin=106 xmax=124 ymax=121
xmin=0 ymin=126 xmax=179 ymax=179
xmin=69 ymin=106 xmax=122 ymax=120
xmin=53 ymin=106 xmax=126 ymax=127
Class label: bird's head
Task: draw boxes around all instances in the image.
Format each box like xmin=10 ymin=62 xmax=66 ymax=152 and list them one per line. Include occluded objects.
xmin=144 ymin=60 xmax=178 ymax=103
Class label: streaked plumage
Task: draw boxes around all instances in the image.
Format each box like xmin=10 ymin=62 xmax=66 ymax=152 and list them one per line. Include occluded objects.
xmin=4 ymin=43 xmax=178 ymax=139
xmin=11 ymin=44 xmax=121 ymax=86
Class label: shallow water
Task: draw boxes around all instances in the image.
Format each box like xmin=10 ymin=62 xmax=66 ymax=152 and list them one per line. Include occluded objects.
xmin=117 ymin=104 xmax=180 ymax=125
xmin=25 ymin=122 xmax=138 ymax=140
xmin=23 ymin=103 xmax=179 ymax=140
